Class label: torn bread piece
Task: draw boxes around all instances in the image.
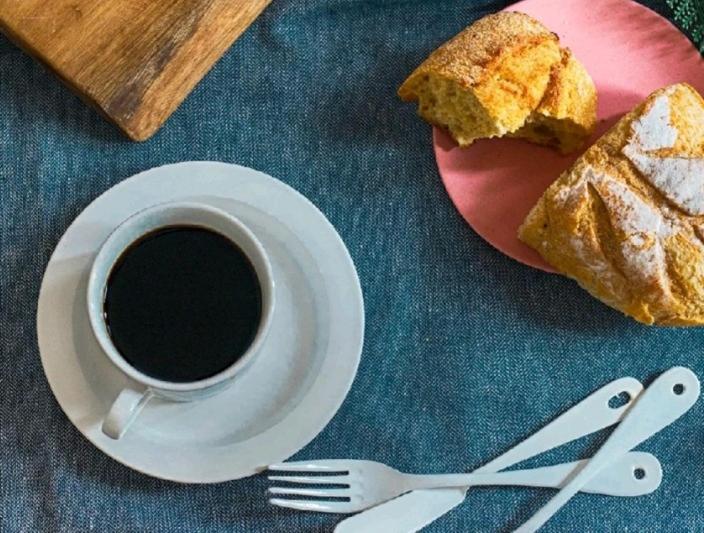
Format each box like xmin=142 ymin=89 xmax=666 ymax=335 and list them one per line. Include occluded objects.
xmin=398 ymin=12 xmax=597 ymax=154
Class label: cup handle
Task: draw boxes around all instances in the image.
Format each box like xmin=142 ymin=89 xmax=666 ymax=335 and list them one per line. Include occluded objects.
xmin=102 ymin=387 xmax=154 ymax=439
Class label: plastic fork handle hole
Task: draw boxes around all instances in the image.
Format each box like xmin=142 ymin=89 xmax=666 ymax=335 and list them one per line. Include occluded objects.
xmin=608 ymin=391 xmax=631 ymax=409
xmin=673 ymin=383 xmax=685 ymax=395
xmin=633 ymin=467 xmax=646 ymax=480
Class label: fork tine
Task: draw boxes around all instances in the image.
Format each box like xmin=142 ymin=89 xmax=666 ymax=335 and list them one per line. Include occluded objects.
xmin=267 ymin=475 xmax=350 ymax=485
xmin=268 ymin=461 xmax=347 ymax=472
xmin=269 ymin=498 xmax=349 ymax=513
xmin=268 ymin=487 xmax=349 ymax=497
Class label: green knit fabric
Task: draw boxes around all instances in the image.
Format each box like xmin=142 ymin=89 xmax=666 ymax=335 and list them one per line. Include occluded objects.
xmin=668 ymin=0 xmax=704 ymax=52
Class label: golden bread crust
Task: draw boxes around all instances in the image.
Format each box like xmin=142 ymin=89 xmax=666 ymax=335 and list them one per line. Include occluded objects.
xmin=535 ymin=49 xmax=596 ymax=126
xmin=519 ymin=83 xmax=704 ymax=325
xmin=514 ymin=48 xmax=597 ymax=153
xmin=398 ymin=12 xmax=557 ymax=99
xmin=398 ymin=12 xmax=596 ymax=153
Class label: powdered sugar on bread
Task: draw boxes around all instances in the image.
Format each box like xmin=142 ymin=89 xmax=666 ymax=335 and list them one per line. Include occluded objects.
xmin=559 ymin=166 xmax=675 ymax=295
xmin=629 ymin=93 xmax=678 ymax=151
xmin=623 ymin=148 xmax=704 ymax=215
xmin=623 ymin=92 xmax=704 ymax=215
xmin=519 ymin=83 xmax=704 ymax=325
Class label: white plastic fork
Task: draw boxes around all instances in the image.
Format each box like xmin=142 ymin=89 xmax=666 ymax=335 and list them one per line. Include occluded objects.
xmin=268 ymin=452 xmax=661 ymax=513
xmin=333 ymin=376 xmax=643 ymax=532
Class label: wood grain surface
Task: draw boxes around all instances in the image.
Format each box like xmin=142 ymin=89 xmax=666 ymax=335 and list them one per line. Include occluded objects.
xmin=0 ymin=0 xmax=270 ymax=140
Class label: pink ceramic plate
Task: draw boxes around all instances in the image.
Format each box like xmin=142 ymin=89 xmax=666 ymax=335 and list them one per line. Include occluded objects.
xmin=435 ymin=0 xmax=704 ymax=272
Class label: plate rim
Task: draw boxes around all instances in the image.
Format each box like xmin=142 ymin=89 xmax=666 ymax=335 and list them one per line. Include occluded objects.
xmin=433 ymin=0 xmax=704 ymax=273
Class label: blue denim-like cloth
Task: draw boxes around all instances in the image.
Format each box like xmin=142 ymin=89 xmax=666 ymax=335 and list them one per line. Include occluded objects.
xmin=1 ymin=1 xmax=702 ymax=531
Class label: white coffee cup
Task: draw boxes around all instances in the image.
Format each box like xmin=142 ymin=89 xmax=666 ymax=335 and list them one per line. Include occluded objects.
xmin=87 ymin=202 xmax=275 ymax=440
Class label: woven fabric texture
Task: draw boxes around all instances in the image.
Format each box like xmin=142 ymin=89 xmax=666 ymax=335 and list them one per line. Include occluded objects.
xmin=1 ymin=1 xmax=702 ymax=531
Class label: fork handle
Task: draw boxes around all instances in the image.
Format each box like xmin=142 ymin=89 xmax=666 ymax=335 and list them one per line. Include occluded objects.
xmin=402 ymin=452 xmax=661 ymax=496
xmin=515 ymin=367 xmax=699 ymax=533
xmin=333 ymin=377 xmax=644 ymax=533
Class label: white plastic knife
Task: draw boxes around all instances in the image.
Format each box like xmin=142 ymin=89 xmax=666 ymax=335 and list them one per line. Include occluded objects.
xmin=334 ymin=377 xmax=643 ymax=533
xmin=515 ymin=366 xmax=699 ymax=532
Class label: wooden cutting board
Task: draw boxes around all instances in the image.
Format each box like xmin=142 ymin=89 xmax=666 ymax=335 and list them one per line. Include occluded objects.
xmin=0 ymin=0 xmax=270 ymax=141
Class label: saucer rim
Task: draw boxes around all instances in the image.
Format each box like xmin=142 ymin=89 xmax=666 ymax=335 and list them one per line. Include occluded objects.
xmin=36 ymin=161 xmax=365 ymax=483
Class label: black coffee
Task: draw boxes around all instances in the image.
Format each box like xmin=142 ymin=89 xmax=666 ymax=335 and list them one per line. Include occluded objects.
xmin=104 ymin=226 xmax=262 ymax=382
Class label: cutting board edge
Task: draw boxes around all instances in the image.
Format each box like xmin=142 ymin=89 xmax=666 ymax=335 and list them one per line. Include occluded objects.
xmin=0 ymin=0 xmax=272 ymax=141
xmin=114 ymin=0 xmax=273 ymax=141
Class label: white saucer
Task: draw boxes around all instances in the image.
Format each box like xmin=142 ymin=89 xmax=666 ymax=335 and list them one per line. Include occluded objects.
xmin=37 ymin=162 xmax=364 ymax=483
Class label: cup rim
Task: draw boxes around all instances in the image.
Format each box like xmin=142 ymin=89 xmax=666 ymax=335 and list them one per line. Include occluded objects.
xmin=86 ymin=201 xmax=275 ymax=392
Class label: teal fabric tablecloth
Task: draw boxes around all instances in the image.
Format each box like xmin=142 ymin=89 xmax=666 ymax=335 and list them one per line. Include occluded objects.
xmin=2 ymin=1 xmax=703 ymax=531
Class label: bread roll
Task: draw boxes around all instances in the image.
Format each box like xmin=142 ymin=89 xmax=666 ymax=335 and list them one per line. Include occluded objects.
xmin=398 ymin=12 xmax=596 ymax=154
xmin=520 ymin=83 xmax=704 ymax=325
